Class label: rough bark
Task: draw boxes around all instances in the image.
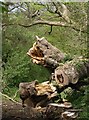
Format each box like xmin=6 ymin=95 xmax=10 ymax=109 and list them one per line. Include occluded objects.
xmin=45 ymin=103 xmax=79 ymax=120
xmin=2 ymin=96 xmax=79 ymax=120
xmin=27 ymin=36 xmax=89 ymax=87
xmin=27 ymin=36 xmax=65 ymax=69
xmin=2 ymin=97 xmax=45 ymax=120
xmin=52 ymin=57 xmax=89 ymax=87
xmin=19 ymin=80 xmax=58 ymax=108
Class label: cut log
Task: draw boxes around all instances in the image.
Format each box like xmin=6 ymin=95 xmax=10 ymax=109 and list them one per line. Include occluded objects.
xmin=27 ymin=36 xmax=65 ymax=69
xmin=19 ymin=80 xmax=58 ymax=108
xmin=45 ymin=102 xmax=78 ymax=120
xmin=2 ymin=96 xmax=46 ymax=120
xmin=53 ymin=57 xmax=89 ymax=87
xmin=2 ymin=96 xmax=79 ymax=120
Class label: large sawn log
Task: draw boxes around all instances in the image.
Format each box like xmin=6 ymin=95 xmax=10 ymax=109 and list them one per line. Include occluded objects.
xmin=52 ymin=57 xmax=89 ymax=87
xmin=2 ymin=96 xmax=79 ymax=120
xmin=27 ymin=36 xmax=65 ymax=69
xmin=19 ymin=80 xmax=58 ymax=108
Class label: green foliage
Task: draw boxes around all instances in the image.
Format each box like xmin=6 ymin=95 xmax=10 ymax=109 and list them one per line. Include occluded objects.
xmin=0 ymin=2 xmax=8 ymax=13
xmin=75 ymin=59 xmax=89 ymax=72
xmin=60 ymin=87 xmax=73 ymax=100
xmin=2 ymin=25 xmax=51 ymax=88
xmin=2 ymin=2 xmax=88 ymax=119
xmin=67 ymin=85 xmax=89 ymax=119
xmin=3 ymin=50 xmax=50 ymax=87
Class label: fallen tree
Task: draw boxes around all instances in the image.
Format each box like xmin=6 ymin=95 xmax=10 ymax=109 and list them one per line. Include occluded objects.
xmin=2 ymin=94 xmax=79 ymax=120
xmin=2 ymin=36 xmax=89 ymax=120
xmin=27 ymin=36 xmax=65 ymax=69
xmin=2 ymin=96 xmax=45 ymax=120
xmin=27 ymin=36 xmax=89 ymax=87
xmin=19 ymin=80 xmax=58 ymax=108
xmin=52 ymin=57 xmax=89 ymax=87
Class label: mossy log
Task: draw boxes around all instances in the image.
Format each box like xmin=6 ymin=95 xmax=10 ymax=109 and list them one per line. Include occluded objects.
xmin=27 ymin=36 xmax=65 ymax=69
xmin=52 ymin=57 xmax=89 ymax=87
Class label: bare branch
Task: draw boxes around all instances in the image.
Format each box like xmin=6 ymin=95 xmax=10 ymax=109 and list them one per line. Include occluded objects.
xmin=18 ymin=20 xmax=86 ymax=33
xmin=32 ymin=10 xmax=40 ymax=18
xmin=48 ymin=2 xmax=74 ymax=24
xmin=2 ymin=20 xmax=86 ymax=33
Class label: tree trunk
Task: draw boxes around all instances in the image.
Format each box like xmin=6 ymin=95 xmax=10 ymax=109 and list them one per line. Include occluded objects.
xmin=27 ymin=36 xmax=89 ymax=87
xmin=53 ymin=57 xmax=89 ymax=87
xmin=27 ymin=36 xmax=65 ymax=69
xmin=2 ymin=96 xmax=79 ymax=120
xmin=19 ymin=81 xmax=58 ymax=108
xmin=2 ymin=97 xmax=45 ymax=120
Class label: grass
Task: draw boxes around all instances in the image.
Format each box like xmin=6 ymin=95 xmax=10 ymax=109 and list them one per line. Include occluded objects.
xmin=2 ymin=3 xmax=88 ymax=119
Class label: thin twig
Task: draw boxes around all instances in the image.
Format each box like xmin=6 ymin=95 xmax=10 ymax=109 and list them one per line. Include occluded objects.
xmin=13 ymin=90 xmax=19 ymax=99
xmin=0 ymin=92 xmax=21 ymax=105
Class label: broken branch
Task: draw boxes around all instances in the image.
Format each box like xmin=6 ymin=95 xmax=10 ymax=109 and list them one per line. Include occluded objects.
xmin=0 ymin=92 xmax=21 ymax=105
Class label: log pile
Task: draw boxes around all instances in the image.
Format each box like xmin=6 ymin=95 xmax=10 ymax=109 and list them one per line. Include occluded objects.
xmin=2 ymin=96 xmax=79 ymax=120
xmin=27 ymin=36 xmax=89 ymax=87
xmin=18 ymin=80 xmax=80 ymax=120
xmin=3 ymin=36 xmax=89 ymax=120
xmin=25 ymin=36 xmax=89 ymax=119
